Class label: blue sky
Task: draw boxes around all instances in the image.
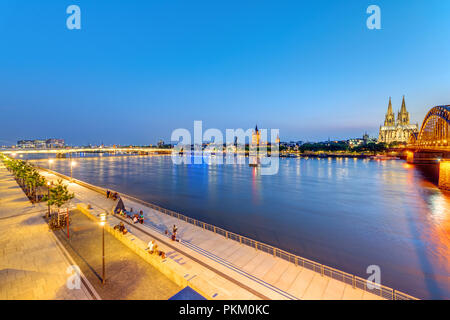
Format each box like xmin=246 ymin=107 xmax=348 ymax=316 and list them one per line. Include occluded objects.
xmin=0 ymin=0 xmax=449 ymax=145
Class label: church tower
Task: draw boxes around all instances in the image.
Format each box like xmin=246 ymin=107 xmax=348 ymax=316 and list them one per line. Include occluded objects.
xmin=384 ymin=97 xmax=395 ymax=126
xmin=397 ymin=95 xmax=410 ymax=125
xmin=252 ymin=125 xmax=261 ymax=146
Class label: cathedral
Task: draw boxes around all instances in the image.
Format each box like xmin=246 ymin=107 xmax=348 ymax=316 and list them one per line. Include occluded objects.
xmin=378 ymin=96 xmax=419 ymax=144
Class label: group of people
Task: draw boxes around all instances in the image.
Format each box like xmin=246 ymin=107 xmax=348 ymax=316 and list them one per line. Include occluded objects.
xmin=165 ymin=224 xmax=179 ymax=242
xmin=113 ymin=221 xmax=128 ymax=235
xmin=115 ymin=207 xmax=145 ymax=224
xmin=106 ymin=190 xmax=119 ymax=201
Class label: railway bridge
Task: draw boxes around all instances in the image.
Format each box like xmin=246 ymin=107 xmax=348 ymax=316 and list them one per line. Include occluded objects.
xmin=406 ymin=105 xmax=450 ymax=190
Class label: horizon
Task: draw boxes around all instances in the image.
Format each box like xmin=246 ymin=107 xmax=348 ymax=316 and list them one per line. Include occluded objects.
xmin=1 ymin=0 xmax=449 ymax=145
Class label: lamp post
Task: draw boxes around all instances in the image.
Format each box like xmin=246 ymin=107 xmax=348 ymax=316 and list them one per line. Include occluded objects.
xmin=70 ymin=161 xmax=76 ymax=181
xmin=100 ymin=212 xmax=106 ymax=284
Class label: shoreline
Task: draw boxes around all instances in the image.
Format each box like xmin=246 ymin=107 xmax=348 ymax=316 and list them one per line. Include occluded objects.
xmin=34 ymin=164 xmax=418 ymax=300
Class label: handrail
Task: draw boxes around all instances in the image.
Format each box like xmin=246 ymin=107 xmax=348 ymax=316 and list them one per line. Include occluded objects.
xmin=35 ymin=165 xmax=418 ymax=300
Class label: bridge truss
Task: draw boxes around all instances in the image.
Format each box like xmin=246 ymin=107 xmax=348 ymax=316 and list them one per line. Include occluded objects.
xmin=409 ymin=105 xmax=450 ymax=148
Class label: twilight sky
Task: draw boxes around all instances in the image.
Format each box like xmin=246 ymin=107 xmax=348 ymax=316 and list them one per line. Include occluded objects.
xmin=0 ymin=0 xmax=449 ymax=146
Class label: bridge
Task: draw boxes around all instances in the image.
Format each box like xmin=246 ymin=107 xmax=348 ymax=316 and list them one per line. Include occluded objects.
xmin=0 ymin=147 xmax=173 ymax=155
xmin=407 ymin=105 xmax=450 ymax=190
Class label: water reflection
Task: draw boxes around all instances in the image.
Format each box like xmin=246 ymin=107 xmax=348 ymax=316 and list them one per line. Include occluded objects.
xmin=31 ymin=155 xmax=450 ymax=299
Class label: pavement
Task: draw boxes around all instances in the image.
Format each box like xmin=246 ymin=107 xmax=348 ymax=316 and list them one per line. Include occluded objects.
xmin=54 ymin=209 xmax=181 ymax=299
xmin=0 ymin=163 xmax=94 ymax=300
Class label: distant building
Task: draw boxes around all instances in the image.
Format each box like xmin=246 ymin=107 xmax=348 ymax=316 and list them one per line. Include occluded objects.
xmin=46 ymin=139 xmax=65 ymax=148
xmin=157 ymin=139 xmax=164 ymax=147
xmin=363 ymin=132 xmax=369 ymax=144
xmin=17 ymin=138 xmax=65 ymax=149
xmin=378 ymin=96 xmax=418 ymax=144
xmin=34 ymin=139 xmax=47 ymax=149
xmin=17 ymin=140 xmax=35 ymax=148
xmin=252 ymin=125 xmax=261 ymax=146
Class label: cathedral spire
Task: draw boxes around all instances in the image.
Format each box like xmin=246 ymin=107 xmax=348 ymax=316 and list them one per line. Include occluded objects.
xmin=384 ymin=97 xmax=395 ymax=126
xmin=400 ymin=95 xmax=407 ymax=113
xmin=387 ymin=96 xmax=393 ymax=114
xmin=397 ymin=95 xmax=410 ymax=125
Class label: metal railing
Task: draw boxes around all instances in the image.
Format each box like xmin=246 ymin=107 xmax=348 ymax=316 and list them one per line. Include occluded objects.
xmin=36 ymin=165 xmax=418 ymax=300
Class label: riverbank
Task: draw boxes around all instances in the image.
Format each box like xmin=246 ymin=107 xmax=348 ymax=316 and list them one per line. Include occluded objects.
xmin=36 ymin=166 xmax=419 ymax=300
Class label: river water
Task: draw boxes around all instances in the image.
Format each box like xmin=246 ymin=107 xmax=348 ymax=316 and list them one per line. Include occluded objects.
xmin=31 ymin=154 xmax=450 ymax=299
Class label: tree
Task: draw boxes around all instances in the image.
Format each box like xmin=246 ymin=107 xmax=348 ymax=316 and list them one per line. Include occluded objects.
xmin=27 ymin=169 xmax=46 ymax=202
xmin=45 ymin=179 xmax=75 ymax=211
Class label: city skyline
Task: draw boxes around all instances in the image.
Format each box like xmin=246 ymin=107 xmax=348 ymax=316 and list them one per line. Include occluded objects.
xmin=1 ymin=0 xmax=449 ymax=145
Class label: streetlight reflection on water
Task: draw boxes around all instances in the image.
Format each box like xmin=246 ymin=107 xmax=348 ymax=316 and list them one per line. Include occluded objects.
xmin=70 ymin=161 xmax=76 ymax=180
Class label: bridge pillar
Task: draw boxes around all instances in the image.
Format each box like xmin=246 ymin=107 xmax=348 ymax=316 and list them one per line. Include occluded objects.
xmin=406 ymin=151 xmax=414 ymax=164
xmin=406 ymin=151 xmax=443 ymax=164
xmin=438 ymin=160 xmax=450 ymax=191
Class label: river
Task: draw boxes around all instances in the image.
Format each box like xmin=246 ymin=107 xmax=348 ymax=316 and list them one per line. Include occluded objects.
xmin=30 ymin=154 xmax=450 ymax=299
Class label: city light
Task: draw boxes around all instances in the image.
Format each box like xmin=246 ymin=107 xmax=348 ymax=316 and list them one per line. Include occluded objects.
xmin=99 ymin=212 xmax=106 ymax=227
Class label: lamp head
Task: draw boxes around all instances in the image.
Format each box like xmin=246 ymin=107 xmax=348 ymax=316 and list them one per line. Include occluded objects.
xmin=100 ymin=213 xmax=106 ymax=226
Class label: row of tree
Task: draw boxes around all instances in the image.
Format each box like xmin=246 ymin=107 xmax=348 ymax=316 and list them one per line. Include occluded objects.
xmin=1 ymin=155 xmax=74 ymax=212
xmin=279 ymin=142 xmax=389 ymax=154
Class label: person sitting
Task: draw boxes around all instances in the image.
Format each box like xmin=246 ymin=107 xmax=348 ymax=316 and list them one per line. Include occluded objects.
xmin=126 ymin=210 xmax=133 ymax=219
xmin=132 ymin=214 xmax=139 ymax=223
xmin=146 ymin=240 xmax=155 ymax=254
xmin=139 ymin=210 xmax=144 ymax=224
xmin=118 ymin=222 xmax=127 ymax=234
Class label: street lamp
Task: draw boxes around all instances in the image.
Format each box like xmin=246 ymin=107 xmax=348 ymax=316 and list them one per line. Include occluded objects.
xmin=100 ymin=212 xmax=106 ymax=284
xmin=46 ymin=181 xmax=51 ymax=218
xmin=70 ymin=161 xmax=76 ymax=180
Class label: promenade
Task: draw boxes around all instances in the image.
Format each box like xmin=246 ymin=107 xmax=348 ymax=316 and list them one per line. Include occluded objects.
xmin=53 ymin=209 xmax=181 ymax=299
xmin=39 ymin=169 xmax=385 ymax=300
xmin=0 ymin=163 xmax=95 ymax=300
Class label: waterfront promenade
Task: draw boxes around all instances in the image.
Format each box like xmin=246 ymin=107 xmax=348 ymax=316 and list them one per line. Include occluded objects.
xmin=38 ymin=169 xmax=386 ymax=300
xmin=0 ymin=163 xmax=95 ymax=300
xmin=53 ymin=209 xmax=182 ymax=299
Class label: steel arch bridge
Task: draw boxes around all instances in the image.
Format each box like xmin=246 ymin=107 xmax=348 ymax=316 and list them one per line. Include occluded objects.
xmin=408 ymin=105 xmax=450 ymax=149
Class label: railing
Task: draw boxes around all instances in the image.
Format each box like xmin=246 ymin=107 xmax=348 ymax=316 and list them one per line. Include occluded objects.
xmin=35 ymin=165 xmax=419 ymax=300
